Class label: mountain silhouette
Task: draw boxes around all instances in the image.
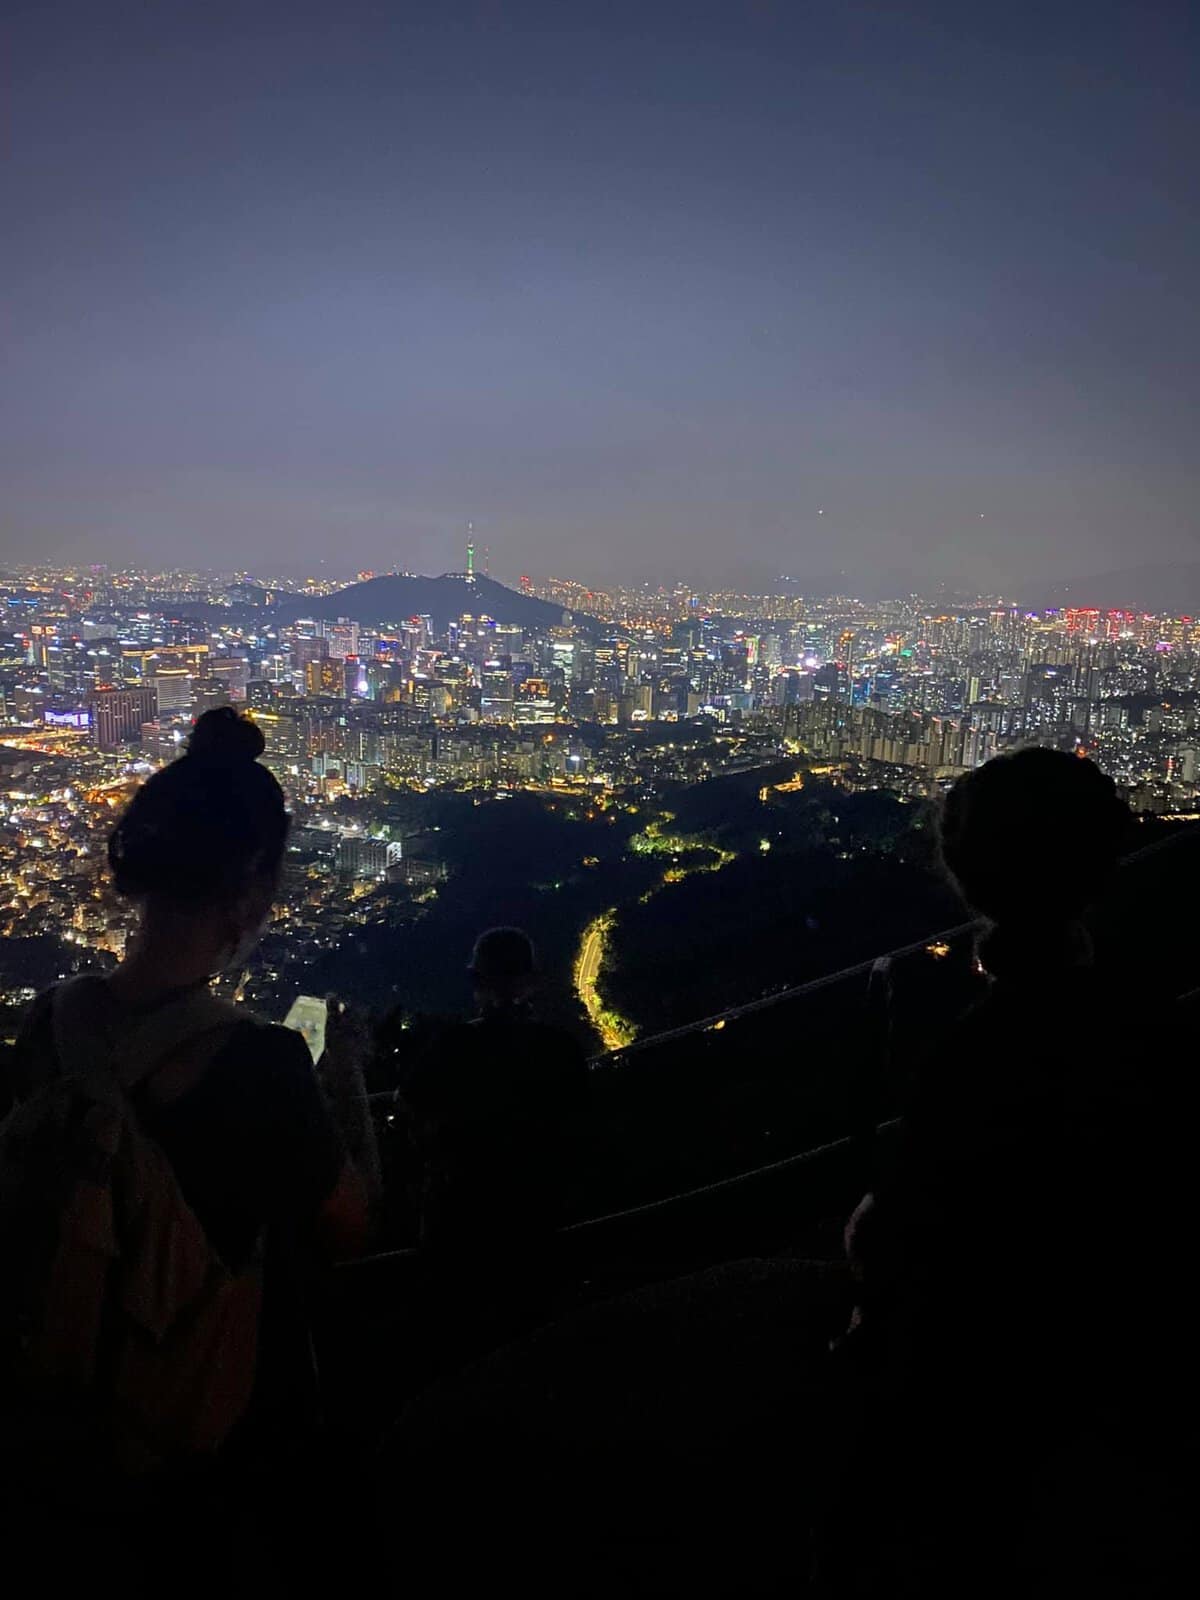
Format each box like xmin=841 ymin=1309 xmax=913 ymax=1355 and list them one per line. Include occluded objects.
xmin=275 ymin=572 xmax=598 ymax=634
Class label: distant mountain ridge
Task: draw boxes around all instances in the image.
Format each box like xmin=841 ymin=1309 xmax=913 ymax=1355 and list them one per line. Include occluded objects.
xmin=774 ymin=563 xmax=1200 ymax=615
xmin=275 ymin=572 xmax=598 ymax=634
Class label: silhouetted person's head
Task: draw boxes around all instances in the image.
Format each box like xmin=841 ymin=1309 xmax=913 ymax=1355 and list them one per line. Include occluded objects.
xmin=940 ymin=748 xmax=1129 ymax=932
xmin=469 ymin=927 xmax=538 ymax=1010
xmin=108 ymin=707 xmax=289 ymax=978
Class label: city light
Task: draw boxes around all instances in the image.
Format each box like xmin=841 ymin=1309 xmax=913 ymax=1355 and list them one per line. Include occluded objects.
xmin=2 ymin=562 xmax=1198 ymax=1018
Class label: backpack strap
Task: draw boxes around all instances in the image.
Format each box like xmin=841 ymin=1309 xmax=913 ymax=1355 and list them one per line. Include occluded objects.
xmin=51 ymin=977 xmax=244 ymax=1104
xmin=112 ymin=989 xmax=243 ymax=1092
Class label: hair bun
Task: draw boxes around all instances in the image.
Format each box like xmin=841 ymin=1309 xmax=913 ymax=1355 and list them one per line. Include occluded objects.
xmin=187 ymin=706 xmax=266 ymax=765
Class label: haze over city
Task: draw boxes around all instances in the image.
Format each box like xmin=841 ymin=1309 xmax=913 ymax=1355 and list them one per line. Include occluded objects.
xmin=3 ymin=0 xmax=1197 ymax=600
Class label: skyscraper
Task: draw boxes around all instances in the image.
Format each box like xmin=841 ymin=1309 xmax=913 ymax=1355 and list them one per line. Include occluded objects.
xmin=90 ymin=686 xmax=158 ymax=749
xmin=292 ymin=635 xmax=329 ymax=674
xmin=323 ymin=620 xmax=360 ymax=660
xmin=480 ymin=666 xmax=513 ymax=722
xmin=191 ymin=677 xmax=232 ymax=718
xmin=153 ymin=669 xmax=193 ymax=718
xmin=305 ymin=658 xmax=347 ymax=698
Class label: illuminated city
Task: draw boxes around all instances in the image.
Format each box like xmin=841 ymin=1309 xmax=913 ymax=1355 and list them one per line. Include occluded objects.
xmin=3 ymin=1 xmax=1198 ymax=1577
xmin=4 ymin=552 xmax=1198 ymax=1038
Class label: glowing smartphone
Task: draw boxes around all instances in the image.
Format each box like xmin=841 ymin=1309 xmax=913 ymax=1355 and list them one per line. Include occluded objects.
xmin=284 ymin=994 xmax=328 ymax=1063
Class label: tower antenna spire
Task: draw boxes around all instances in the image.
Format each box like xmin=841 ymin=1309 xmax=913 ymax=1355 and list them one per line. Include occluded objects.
xmin=466 ymin=522 xmax=476 ymax=582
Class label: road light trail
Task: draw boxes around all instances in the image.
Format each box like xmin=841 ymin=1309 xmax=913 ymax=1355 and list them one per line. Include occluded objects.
xmin=574 ymin=909 xmax=636 ymax=1050
xmin=575 ymin=815 xmax=738 ymax=1050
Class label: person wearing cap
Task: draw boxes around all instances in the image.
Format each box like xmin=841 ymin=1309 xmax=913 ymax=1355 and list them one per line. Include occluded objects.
xmin=400 ymin=928 xmax=591 ymax=1263
xmin=467 ymin=926 xmax=543 ymax=1010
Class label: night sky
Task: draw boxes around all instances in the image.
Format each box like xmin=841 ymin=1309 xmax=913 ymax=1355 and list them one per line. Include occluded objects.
xmin=3 ymin=1 xmax=1197 ymax=594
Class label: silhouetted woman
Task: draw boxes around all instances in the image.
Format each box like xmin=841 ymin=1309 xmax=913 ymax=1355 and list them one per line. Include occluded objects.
xmin=9 ymin=709 xmax=372 ymax=1499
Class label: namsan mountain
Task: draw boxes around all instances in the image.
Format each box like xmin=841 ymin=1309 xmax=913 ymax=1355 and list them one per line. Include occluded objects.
xmin=274 ymin=572 xmax=598 ymax=634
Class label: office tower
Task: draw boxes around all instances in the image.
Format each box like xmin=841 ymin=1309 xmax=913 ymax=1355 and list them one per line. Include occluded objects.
xmin=515 ymin=678 xmax=556 ymax=725
xmin=254 ymin=708 xmax=303 ymax=762
xmin=209 ymin=656 xmax=250 ymax=698
xmin=335 ymin=835 xmax=402 ymax=880
xmin=590 ymin=687 xmax=615 ymax=724
xmin=191 ymin=677 xmax=232 ymax=717
xmin=813 ymin=661 xmax=849 ymax=702
xmin=13 ymin=685 xmax=46 ymax=721
xmin=91 ymin=686 xmax=158 ymax=749
xmin=305 ymin=658 xmax=347 ymax=697
xmin=153 ymin=669 xmax=193 ymax=718
xmin=481 ymin=667 xmax=514 ymax=723
xmin=292 ymin=635 xmax=329 ymax=673
xmin=140 ymin=721 xmax=182 ymax=761
xmin=323 ymin=620 xmax=360 ymax=660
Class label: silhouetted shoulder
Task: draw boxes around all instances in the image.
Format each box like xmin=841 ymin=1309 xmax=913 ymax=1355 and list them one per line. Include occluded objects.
xmin=141 ymin=1017 xmax=343 ymax=1259
xmin=9 ymin=988 xmax=57 ymax=1100
xmin=8 ymin=993 xmax=341 ymax=1269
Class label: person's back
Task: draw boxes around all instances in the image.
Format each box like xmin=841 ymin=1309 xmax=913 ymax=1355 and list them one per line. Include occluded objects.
xmin=0 ymin=710 xmax=371 ymax=1561
xmin=9 ymin=983 xmax=350 ymax=1441
xmin=403 ymin=930 xmax=590 ymax=1253
xmin=874 ymin=960 xmax=1131 ymax=1367
xmin=865 ymin=752 xmax=1133 ymax=1308
xmin=834 ymin=750 xmax=1146 ymax=1592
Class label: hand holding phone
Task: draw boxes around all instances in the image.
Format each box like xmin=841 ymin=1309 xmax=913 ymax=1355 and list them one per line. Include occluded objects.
xmin=284 ymin=994 xmax=328 ymax=1063
xmin=319 ymin=994 xmax=371 ymax=1083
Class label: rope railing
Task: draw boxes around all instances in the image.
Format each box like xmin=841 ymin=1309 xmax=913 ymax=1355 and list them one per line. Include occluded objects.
xmin=338 ymin=1119 xmax=895 ymax=1270
xmin=559 ymin=1121 xmax=897 ymax=1234
xmin=589 ymin=919 xmax=981 ymax=1069
xmin=364 ymin=815 xmax=1198 ymax=1100
xmin=586 ymin=815 xmax=1199 ymax=1068
xmin=349 ymin=820 xmax=1199 ymax=1266
xmin=362 ymin=920 xmax=980 ymax=1106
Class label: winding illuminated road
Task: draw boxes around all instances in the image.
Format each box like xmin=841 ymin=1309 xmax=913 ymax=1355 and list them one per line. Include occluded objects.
xmin=574 ymin=910 xmax=635 ymax=1050
xmin=577 ymin=923 xmax=605 ymax=996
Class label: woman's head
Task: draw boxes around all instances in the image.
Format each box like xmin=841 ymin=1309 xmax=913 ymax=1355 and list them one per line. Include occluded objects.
xmin=108 ymin=708 xmax=288 ymax=954
xmin=939 ymin=748 xmax=1129 ymax=927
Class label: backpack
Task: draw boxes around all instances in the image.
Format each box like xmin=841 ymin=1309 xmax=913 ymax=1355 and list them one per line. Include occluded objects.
xmin=0 ymin=976 xmax=263 ymax=1479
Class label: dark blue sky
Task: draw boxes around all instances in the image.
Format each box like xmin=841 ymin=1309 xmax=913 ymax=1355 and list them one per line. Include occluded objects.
xmin=3 ymin=0 xmax=1197 ymax=592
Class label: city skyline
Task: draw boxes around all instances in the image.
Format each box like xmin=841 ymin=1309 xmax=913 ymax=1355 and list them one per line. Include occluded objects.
xmin=3 ymin=1 xmax=1197 ymax=591
xmin=3 ymin=550 xmax=1199 ymax=1049
xmin=7 ymin=546 xmax=1200 ymax=619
